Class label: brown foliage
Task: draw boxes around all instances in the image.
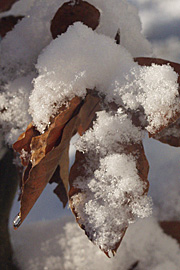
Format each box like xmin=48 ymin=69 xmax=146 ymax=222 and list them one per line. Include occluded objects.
xmin=69 ymin=142 xmax=149 ymax=255
xmin=0 ymin=16 xmax=23 ymax=38
xmin=160 ymin=221 xmax=180 ymax=244
xmin=50 ymin=0 xmax=100 ymax=39
xmin=0 ymin=0 xmax=19 ymax=13
xmin=13 ymin=93 xmax=101 ymax=227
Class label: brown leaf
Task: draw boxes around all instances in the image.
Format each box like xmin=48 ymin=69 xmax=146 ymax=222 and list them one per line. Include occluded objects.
xmin=49 ymin=144 xmax=70 ymax=207
xmin=159 ymin=221 xmax=180 ymax=244
xmin=13 ymin=123 xmax=40 ymax=166
xmin=49 ymin=165 xmax=68 ymax=208
xmin=69 ymin=140 xmax=149 ymax=255
xmin=13 ymin=96 xmax=81 ymax=167
xmin=115 ymin=29 xmax=120 ymax=45
xmin=0 ymin=0 xmax=19 ymax=13
xmin=13 ymin=93 xmax=101 ymax=228
xmin=154 ymin=117 xmax=180 ymax=147
xmin=13 ymin=122 xmax=39 ymax=154
xmin=50 ymin=0 xmax=100 ymax=39
xmin=0 ymin=15 xmax=23 ymax=38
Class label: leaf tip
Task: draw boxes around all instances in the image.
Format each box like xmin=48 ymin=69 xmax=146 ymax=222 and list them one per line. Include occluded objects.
xmin=13 ymin=213 xmax=21 ymax=230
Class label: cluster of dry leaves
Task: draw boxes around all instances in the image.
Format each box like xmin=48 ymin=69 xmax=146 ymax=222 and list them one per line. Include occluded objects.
xmin=1 ymin=0 xmax=180 ymax=255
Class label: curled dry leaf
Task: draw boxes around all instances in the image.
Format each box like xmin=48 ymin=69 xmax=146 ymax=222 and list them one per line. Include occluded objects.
xmin=50 ymin=0 xmax=100 ymax=39
xmin=0 ymin=16 xmax=24 ymax=38
xmin=0 ymin=0 xmax=19 ymax=13
xmin=13 ymin=93 xmax=101 ymax=227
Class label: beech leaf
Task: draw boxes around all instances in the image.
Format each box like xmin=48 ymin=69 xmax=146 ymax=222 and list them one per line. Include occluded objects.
xmin=0 ymin=15 xmax=23 ymax=38
xmin=0 ymin=0 xmax=19 ymax=13
xmin=50 ymin=0 xmax=100 ymax=39
xmin=13 ymin=93 xmax=101 ymax=228
xmin=69 ymin=138 xmax=149 ymax=255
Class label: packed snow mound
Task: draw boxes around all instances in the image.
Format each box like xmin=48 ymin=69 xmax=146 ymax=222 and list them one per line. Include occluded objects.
xmin=11 ymin=217 xmax=180 ymax=270
xmin=29 ymin=23 xmax=179 ymax=133
xmin=0 ymin=0 xmax=152 ymax=144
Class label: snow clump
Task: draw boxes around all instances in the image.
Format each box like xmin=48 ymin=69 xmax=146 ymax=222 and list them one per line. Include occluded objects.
xmin=29 ymin=23 xmax=179 ymax=133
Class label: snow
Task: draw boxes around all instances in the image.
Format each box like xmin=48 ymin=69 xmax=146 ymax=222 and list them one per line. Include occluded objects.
xmin=0 ymin=0 xmax=179 ymax=268
xmin=30 ymin=22 xmax=178 ymax=133
xmin=0 ymin=74 xmax=33 ymax=144
xmin=76 ymin=110 xmax=143 ymax=155
xmin=11 ymin=217 xmax=180 ymax=270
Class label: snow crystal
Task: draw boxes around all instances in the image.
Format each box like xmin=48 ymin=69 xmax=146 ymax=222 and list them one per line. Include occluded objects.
xmin=71 ymin=153 xmax=152 ymax=251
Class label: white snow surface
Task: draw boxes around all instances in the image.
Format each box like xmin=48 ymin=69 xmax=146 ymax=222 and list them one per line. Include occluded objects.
xmin=0 ymin=0 xmax=152 ymax=143
xmin=30 ymin=23 xmax=179 ymax=133
xmin=11 ymin=217 xmax=180 ymax=270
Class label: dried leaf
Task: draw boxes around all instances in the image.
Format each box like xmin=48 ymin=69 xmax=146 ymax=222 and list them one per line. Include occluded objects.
xmin=13 ymin=96 xmax=81 ymax=167
xmin=13 ymin=123 xmax=39 ymax=154
xmin=115 ymin=29 xmax=120 ymax=45
xmin=154 ymin=117 xmax=180 ymax=147
xmin=13 ymin=123 xmax=40 ymax=166
xmin=69 ymin=140 xmax=149 ymax=255
xmin=13 ymin=93 xmax=101 ymax=227
xmin=0 ymin=0 xmax=19 ymax=13
xmin=50 ymin=0 xmax=100 ymax=39
xmin=0 ymin=15 xmax=23 ymax=38
xmin=159 ymin=221 xmax=180 ymax=244
xmin=49 ymin=165 xmax=68 ymax=207
xmin=49 ymin=144 xmax=70 ymax=207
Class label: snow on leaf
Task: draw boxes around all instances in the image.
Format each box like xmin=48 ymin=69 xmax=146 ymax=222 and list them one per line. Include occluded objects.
xmin=134 ymin=57 xmax=180 ymax=135
xmin=135 ymin=57 xmax=180 ymax=145
xmin=69 ymin=141 xmax=150 ymax=256
xmin=154 ymin=118 xmax=180 ymax=147
xmin=50 ymin=0 xmax=100 ymax=39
